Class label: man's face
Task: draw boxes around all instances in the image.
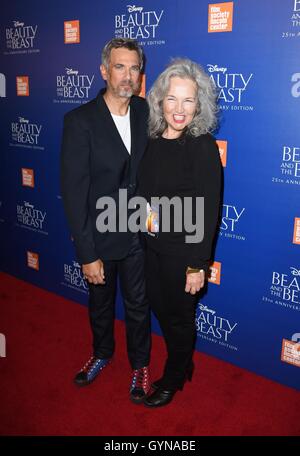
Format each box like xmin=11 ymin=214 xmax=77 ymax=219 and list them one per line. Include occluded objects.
xmin=100 ymin=47 xmax=141 ymax=98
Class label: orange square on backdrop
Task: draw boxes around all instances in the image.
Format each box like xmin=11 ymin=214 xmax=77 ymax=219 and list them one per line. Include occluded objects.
xmin=216 ymin=140 xmax=227 ymax=167
xmin=208 ymin=2 xmax=234 ymax=33
xmin=281 ymin=339 xmax=300 ymax=367
xmin=293 ymin=217 xmax=300 ymax=245
xmin=16 ymin=76 xmax=29 ymax=96
xmin=208 ymin=261 xmax=222 ymax=285
xmin=22 ymin=168 xmax=35 ymax=188
xmin=64 ymin=20 xmax=80 ymax=44
xmin=27 ymin=251 xmax=39 ymax=270
xmin=138 ymin=74 xmax=146 ymax=98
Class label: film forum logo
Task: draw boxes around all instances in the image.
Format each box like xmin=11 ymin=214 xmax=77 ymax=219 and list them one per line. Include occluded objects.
xmin=5 ymin=20 xmax=39 ymax=54
xmin=64 ymin=20 xmax=80 ymax=44
xmin=293 ymin=217 xmax=300 ymax=244
xmin=10 ymin=116 xmax=43 ymax=149
xmin=208 ymin=261 xmax=222 ymax=285
xmin=54 ymin=67 xmax=95 ymax=104
xmin=263 ymin=266 xmax=300 ymax=313
xmin=196 ymin=302 xmax=238 ymax=351
xmin=16 ymin=76 xmax=29 ymax=96
xmin=114 ymin=5 xmax=165 ymax=46
xmin=281 ymin=333 xmax=300 ymax=367
xmin=208 ymin=2 xmax=234 ymax=33
xmin=21 ymin=168 xmax=35 ymax=188
xmin=138 ymin=73 xmax=146 ymax=98
xmin=216 ymin=140 xmax=227 ymax=167
xmin=27 ymin=251 xmax=39 ymax=270
xmin=207 ymin=64 xmax=254 ymax=111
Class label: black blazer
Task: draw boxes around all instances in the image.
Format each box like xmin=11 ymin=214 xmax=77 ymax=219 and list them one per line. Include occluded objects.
xmin=60 ymin=89 xmax=149 ymax=263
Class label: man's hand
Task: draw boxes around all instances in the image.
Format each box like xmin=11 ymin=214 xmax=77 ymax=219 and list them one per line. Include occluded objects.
xmin=185 ymin=270 xmax=205 ymax=295
xmin=82 ymin=259 xmax=105 ymax=285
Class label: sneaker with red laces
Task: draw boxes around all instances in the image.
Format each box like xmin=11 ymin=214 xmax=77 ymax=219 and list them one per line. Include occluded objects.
xmin=130 ymin=366 xmax=150 ymax=404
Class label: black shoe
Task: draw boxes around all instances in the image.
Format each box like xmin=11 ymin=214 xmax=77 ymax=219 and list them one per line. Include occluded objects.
xmin=130 ymin=366 xmax=151 ymax=404
xmin=74 ymin=356 xmax=111 ymax=386
xmin=151 ymin=378 xmax=163 ymax=391
xmin=151 ymin=362 xmax=194 ymax=391
xmin=143 ymin=387 xmax=177 ymax=408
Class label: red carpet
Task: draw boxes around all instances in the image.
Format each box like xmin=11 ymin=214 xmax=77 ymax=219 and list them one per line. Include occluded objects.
xmin=0 ymin=271 xmax=299 ymax=436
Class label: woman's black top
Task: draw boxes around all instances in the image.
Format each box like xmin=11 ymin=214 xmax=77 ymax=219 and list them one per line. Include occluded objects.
xmin=138 ymin=133 xmax=222 ymax=271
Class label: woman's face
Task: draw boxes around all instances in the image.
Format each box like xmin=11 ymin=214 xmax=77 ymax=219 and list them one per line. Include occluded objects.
xmin=162 ymin=77 xmax=198 ymax=139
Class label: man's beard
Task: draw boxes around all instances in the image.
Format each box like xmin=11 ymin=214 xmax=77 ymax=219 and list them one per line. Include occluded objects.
xmin=114 ymin=79 xmax=140 ymax=98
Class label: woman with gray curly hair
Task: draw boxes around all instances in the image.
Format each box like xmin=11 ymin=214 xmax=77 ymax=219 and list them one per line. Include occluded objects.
xmin=138 ymin=58 xmax=222 ymax=408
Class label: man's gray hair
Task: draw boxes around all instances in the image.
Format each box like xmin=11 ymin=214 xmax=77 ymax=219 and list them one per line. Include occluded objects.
xmin=147 ymin=58 xmax=218 ymax=138
xmin=101 ymin=38 xmax=144 ymax=71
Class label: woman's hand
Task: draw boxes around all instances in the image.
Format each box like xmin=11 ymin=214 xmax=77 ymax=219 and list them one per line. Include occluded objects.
xmin=185 ymin=269 xmax=205 ymax=295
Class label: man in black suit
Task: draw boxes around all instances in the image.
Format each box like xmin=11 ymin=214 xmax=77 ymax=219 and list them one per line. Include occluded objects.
xmin=61 ymin=38 xmax=150 ymax=403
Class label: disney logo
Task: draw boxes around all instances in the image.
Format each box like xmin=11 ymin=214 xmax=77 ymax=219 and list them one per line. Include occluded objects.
xmin=127 ymin=5 xmax=143 ymax=13
xmin=24 ymin=202 xmax=34 ymax=208
xmin=198 ymin=303 xmax=216 ymax=315
xmin=65 ymin=68 xmax=79 ymax=75
xmin=290 ymin=267 xmax=300 ymax=276
xmin=207 ymin=64 xmax=227 ymax=74
xmin=292 ymin=333 xmax=300 ymax=343
xmin=73 ymin=261 xmax=81 ymax=268
xmin=13 ymin=21 xmax=24 ymax=27
xmin=19 ymin=117 xmax=29 ymax=123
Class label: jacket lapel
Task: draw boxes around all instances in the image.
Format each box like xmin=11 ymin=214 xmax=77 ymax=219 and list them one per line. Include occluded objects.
xmin=129 ymin=99 xmax=138 ymax=159
xmin=96 ymin=90 xmax=130 ymax=159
